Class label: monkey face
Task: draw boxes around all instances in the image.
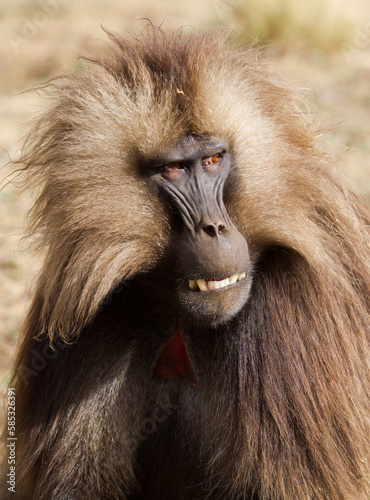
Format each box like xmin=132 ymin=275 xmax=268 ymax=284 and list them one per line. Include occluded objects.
xmin=146 ymin=135 xmax=251 ymax=326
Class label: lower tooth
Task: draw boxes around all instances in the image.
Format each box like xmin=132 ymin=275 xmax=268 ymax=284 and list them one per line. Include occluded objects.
xmin=238 ymin=272 xmax=246 ymax=281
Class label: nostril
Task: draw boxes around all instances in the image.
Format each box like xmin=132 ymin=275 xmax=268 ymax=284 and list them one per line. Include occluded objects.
xmin=202 ymin=223 xmax=226 ymax=237
xmin=203 ymin=224 xmax=217 ymax=237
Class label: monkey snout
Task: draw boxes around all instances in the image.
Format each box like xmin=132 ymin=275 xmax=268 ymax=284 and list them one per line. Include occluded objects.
xmin=178 ymin=223 xmax=250 ymax=282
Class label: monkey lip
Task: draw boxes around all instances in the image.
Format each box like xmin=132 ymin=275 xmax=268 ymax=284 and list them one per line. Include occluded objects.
xmin=188 ymin=272 xmax=246 ymax=292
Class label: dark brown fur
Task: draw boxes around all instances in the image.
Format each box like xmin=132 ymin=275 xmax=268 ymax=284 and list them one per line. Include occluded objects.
xmin=1 ymin=28 xmax=369 ymax=499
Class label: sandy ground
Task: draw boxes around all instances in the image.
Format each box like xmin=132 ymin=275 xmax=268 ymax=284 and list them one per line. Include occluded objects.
xmin=0 ymin=0 xmax=369 ymax=408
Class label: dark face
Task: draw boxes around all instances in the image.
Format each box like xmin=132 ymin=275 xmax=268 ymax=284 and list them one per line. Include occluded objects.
xmin=146 ymin=136 xmax=251 ymax=326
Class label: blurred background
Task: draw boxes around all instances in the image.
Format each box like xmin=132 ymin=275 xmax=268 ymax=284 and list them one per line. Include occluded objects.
xmin=0 ymin=0 xmax=369 ymax=401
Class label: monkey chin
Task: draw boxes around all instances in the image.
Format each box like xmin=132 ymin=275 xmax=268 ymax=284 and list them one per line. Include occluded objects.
xmin=177 ymin=273 xmax=252 ymax=327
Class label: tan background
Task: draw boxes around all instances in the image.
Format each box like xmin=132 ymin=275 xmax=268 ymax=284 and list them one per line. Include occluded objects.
xmin=0 ymin=0 xmax=369 ymax=399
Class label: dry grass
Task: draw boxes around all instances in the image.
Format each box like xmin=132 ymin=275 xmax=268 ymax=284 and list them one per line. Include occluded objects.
xmin=231 ymin=0 xmax=353 ymax=51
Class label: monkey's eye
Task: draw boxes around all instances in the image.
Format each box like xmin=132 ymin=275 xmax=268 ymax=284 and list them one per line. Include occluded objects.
xmin=164 ymin=163 xmax=183 ymax=171
xmin=162 ymin=162 xmax=185 ymax=178
xmin=202 ymin=154 xmax=222 ymax=169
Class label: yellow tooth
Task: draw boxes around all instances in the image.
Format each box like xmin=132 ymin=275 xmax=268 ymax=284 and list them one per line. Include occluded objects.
xmin=191 ymin=274 xmax=244 ymax=292
xmin=197 ymin=279 xmax=208 ymax=292
xmin=189 ymin=280 xmax=197 ymax=291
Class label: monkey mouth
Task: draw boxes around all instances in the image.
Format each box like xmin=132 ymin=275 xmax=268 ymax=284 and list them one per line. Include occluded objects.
xmin=188 ymin=272 xmax=246 ymax=292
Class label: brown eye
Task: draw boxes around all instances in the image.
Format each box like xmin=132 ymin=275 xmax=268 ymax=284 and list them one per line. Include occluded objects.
xmin=164 ymin=163 xmax=182 ymax=172
xmin=162 ymin=162 xmax=184 ymax=178
xmin=202 ymin=154 xmax=222 ymax=168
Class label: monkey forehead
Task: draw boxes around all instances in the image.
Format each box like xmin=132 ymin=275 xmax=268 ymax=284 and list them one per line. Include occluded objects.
xmin=71 ymin=30 xmax=314 ymax=170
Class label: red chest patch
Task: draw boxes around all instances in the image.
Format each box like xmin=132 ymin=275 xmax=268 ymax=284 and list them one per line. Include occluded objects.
xmin=152 ymin=325 xmax=198 ymax=386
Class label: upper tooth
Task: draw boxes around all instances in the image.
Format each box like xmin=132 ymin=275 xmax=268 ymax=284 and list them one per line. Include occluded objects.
xmin=189 ymin=280 xmax=197 ymax=290
xmin=222 ymin=278 xmax=230 ymax=288
xmin=197 ymin=279 xmax=208 ymax=292
xmin=208 ymin=281 xmax=217 ymax=290
xmin=189 ymin=272 xmax=246 ymax=292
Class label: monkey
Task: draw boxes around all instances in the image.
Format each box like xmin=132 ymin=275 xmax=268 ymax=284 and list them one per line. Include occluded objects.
xmin=1 ymin=28 xmax=369 ymax=500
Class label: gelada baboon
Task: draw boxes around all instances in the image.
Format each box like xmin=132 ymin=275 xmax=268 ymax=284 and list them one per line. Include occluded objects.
xmin=1 ymin=28 xmax=369 ymax=500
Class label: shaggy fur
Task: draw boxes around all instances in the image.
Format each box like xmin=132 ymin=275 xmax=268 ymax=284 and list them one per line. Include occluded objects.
xmin=1 ymin=28 xmax=369 ymax=499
